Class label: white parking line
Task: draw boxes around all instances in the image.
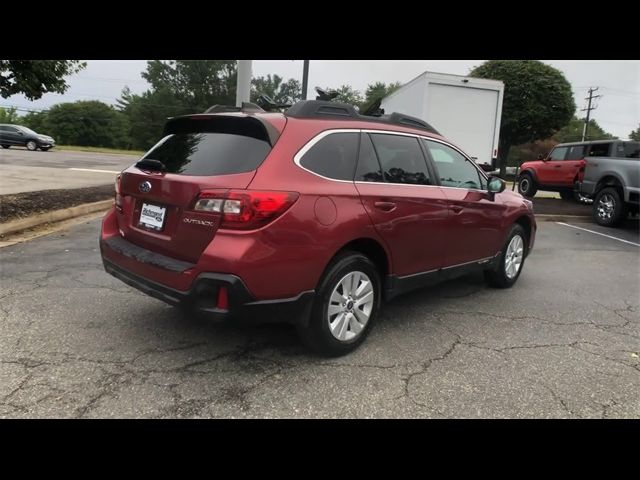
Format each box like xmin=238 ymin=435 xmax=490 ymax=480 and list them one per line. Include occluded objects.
xmin=69 ymin=168 xmax=120 ymax=174
xmin=556 ymin=222 xmax=640 ymax=247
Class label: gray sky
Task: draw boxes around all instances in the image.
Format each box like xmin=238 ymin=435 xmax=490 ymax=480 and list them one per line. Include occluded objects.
xmin=3 ymin=60 xmax=638 ymax=138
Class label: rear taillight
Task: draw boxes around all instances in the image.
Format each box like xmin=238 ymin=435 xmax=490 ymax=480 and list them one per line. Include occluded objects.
xmin=578 ymin=160 xmax=586 ymax=181
xmin=194 ymin=189 xmax=299 ymax=230
xmin=114 ymin=174 xmax=123 ymax=211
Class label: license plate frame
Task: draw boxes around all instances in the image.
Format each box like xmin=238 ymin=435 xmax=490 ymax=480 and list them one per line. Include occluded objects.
xmin=138 ymin=202 xmax=167 ymax=231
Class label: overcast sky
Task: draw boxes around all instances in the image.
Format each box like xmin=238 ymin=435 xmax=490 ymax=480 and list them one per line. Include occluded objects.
xmin=2 ymin=60 xmax=638 ymax=138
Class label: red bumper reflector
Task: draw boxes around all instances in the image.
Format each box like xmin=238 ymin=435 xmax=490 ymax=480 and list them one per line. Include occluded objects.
xmin=217 ymin=286 xmax=229 ymax=311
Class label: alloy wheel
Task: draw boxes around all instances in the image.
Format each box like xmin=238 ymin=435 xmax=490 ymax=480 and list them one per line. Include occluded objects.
xmin=504 ymin=234 xmax=524 ymax=280
xmin=327 ymin=271 xmax=374 ymax=342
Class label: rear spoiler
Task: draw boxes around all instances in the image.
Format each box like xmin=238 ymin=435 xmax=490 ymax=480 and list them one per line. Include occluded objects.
xmin=163 ymin=113 xmax=282 ymax=146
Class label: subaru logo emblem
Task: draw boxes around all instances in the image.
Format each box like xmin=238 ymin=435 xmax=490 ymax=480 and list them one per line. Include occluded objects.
xmin=139 ymin=181 xmax=152 ymax=193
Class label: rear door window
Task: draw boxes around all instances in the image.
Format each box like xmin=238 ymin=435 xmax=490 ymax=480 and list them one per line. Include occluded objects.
xmin=143 ymin=132 xmax=271 ymax=176
xmin=587 ymin=143 xmax=612 ymax=157
xmin=566 ymin=145 xmax=586 ymax=160
xmin=369 ymin=133 xmax=431 ymax=185
xmin=355 ymin=133 xmax=384 ymax=182
xmin=299 ymin=132 xmax=359 ymax=181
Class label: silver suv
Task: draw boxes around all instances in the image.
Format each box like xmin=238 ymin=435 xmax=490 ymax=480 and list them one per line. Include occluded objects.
xmin=577 ymin=140 xmax=640 ymax=226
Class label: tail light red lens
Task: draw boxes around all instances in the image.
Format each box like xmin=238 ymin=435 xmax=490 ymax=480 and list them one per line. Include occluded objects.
xmin=578 ymin=160 xmax=586 ymax=181
xmin=194 ymin=189 xmax=299 ymax=230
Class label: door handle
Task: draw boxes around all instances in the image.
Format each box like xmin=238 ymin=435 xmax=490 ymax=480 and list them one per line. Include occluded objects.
xmin=374 ymin=201 xmax=396 ymax=212
xmin=451 ymin=205 xmax=464 ymax=214
xmin=554 ymin=165 xmax=562 ymax=168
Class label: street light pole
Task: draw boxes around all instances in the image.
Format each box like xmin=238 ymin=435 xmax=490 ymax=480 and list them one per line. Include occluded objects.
xmin=302 ymin=60 xmax=309 ymax=100
xmin=236 ymin=60 xmax=252 ymax=107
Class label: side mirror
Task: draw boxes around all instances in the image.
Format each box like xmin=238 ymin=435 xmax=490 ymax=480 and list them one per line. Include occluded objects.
xmin=487 ymin=176 xmax=506 ymax=201
xmin=537 ymin=154 xmax=544 ymax=160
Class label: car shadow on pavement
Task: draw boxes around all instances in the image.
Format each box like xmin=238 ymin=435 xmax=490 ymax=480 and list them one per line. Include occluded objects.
xmin=118 ymin=270 xmax=490 ymax=361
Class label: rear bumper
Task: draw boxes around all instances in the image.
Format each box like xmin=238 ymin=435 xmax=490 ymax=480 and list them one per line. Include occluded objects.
xmin=102 ymin=256 xmax=314 ymax=324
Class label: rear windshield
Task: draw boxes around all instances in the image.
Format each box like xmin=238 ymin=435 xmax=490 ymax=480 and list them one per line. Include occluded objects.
xmin=142 ymin=132 xmax=272 ymax=176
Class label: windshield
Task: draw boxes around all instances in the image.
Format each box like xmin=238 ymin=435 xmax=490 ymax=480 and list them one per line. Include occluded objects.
xmin=18 ymin=126 xmax=38 ymax=135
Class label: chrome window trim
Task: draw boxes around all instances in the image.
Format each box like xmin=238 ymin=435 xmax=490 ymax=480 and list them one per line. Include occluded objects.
xmin=354 ymin=181 xmax=441 ymax=189
xmin=292 ymin=127 xmax=489 ymax=190
xmin=292 ymin=129 xmax=360 ymax=184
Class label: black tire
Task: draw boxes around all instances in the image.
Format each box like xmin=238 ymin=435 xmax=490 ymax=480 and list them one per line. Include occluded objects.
xmin=484 ymin=224 xmax=527 ymax=289
xmin=559 ymin=190 xmax=575 ymax=201
xmin=26 ymin=140 xmax=37 ymax=151
xmin=517 ymin=173 xmax=537 ymax=198
xmin=1 ymin=144 xmax=9 ymax=149
xmin=297 ymin=251 xmax=381 ymax=357
xmin=593 ymin=187 xmax=627 ymax=227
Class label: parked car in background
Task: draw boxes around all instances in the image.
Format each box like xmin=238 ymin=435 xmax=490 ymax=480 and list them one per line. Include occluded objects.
xmin=576 ymin=140 xmax=640 ymax=227
xmin=100 ymin=100 xmax=536 ymax=356
xmin=516 ymin=141 xmax=589 ymax=200
xmin=0 ymin=124 xmax=55 ymax=151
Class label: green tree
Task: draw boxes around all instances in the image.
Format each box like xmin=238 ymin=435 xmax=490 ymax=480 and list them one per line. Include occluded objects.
xmin=251 ymin=74 xmax=302 ymax=105
xmin=141 ymin=60 xmax=237 ymax=111
xmin=508 ymin=138 xmax=557 ymax=168
xmin=554 ymin=116 xmax=617 ymax=143
xmin=0 ymin=60 xmax=86 ymax=100
xmin=361 ymin=81 xmax=402 ymax=111
xmin=327 ymin=85 xmax=364 ymax=108
xmin=470 ymin=60 xmax=575 ymax=176
xmin=0 ymin=107 xmax=21 ymax=124
xmin=278 ymin=78 xmax=303 ymax=105
xmin=629 ymin=124 xmax=640 ymax=141
xmin=117 ymin=86 xmax=191 ymax=150
xmin=117 ymin=61 xmax=238 ymax=149
xmin=45 ymin=101 xmax=130 ymax=148
xmin=21 ymin=110 xmax=48 ymax=133
xmin=507 ymin=117 xmax=618 ymax=167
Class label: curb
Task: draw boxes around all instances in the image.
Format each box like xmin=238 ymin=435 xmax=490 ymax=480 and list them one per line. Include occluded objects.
xmin=0 ymin=199 xmax=113 ymax=237
xmin=536 ymin=214 xmax=592 ymax=222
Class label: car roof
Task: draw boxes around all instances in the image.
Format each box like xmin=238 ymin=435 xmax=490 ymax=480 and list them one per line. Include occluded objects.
xmin=556 ymin=139 xmax=618 ymax=147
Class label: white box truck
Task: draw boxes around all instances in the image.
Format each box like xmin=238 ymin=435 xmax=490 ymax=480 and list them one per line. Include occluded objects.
xmin=380 ymin=71 xmax=504 ymax=171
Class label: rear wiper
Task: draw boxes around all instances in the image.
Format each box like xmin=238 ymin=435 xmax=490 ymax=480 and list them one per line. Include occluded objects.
xmin=135 ymin=158 xmax=166 ymax=172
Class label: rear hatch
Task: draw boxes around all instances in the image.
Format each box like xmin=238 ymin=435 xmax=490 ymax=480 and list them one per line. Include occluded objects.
xmin=116 ymin=114 xmax=283 ymax=263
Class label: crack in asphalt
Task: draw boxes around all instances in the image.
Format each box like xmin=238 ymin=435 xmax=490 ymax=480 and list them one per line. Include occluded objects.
xmin=75 ymin=370 xmax=134 ymax=418
xmin=540 ymin=383 xmax=581 ymax=418
xmin=599 ymin=398 xmax=619 ymax=419
xmin=395 ymin=336 xmax=462 ymax=411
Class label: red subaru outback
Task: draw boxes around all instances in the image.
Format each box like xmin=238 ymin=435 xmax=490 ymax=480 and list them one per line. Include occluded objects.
xmin=100 ymin=100 xmax=536 ymax=356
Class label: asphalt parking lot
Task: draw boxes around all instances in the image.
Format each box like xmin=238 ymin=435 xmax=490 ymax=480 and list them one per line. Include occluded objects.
xmin=0 ymin=148 xmax=133 ymax=194
xmin=0 ymin=218 xmax=638 ymax=418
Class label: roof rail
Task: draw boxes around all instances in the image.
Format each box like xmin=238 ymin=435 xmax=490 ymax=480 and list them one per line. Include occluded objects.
xmin=204 ymin=102 xmax=265 ymax=114
xmin=284 ymin=100 xmax=440 ymax=135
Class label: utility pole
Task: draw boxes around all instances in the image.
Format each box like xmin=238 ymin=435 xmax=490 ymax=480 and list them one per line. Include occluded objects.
xmin=236 ymin=60 xmax=252 ymax=107
xmin=302 ymin=60 xmax=310 ymax=100
xmin=581 ymin=87 xmax=601 ymax=141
